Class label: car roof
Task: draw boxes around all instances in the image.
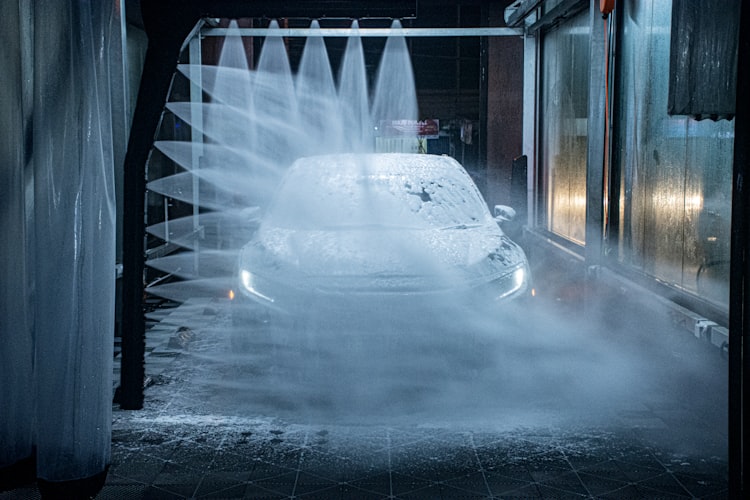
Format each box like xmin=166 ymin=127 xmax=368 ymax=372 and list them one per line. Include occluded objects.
xmin=288 ymin=153 xmax=465 ymax=176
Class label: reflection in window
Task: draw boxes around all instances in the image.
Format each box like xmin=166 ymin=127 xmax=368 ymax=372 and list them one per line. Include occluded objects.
xmin=540 ymin=11 xmax=589 ymax=245
xmin=613 ymin=0 xmax=733 ymax=308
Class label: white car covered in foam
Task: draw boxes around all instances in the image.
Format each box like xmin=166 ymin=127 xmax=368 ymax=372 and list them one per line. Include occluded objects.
xmin=233 ymin=153 xmax=530 ymax=325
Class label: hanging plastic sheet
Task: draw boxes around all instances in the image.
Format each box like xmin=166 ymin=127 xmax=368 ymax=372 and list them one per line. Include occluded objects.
xmin=0 ymin=0 xmax=34 ymax=474
xmin=0 ymin=0 xmax=122 ymax=485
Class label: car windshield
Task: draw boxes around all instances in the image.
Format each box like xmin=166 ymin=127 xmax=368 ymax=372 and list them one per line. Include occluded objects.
xmin=265 ymin=155 xmax=491 ymax=230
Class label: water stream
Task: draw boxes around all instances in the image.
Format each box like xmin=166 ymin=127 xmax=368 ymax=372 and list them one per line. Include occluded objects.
xmin=140 ymin=19 xmax=662 ymax=427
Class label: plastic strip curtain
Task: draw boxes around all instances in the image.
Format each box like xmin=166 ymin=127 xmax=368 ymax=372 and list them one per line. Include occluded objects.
xmin=0 ymin=0 xmax=34 ymax=473
xmin=0 ymin=0 xmax=122 ymax=482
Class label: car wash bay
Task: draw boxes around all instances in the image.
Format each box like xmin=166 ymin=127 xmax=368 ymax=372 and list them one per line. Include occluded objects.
xmin=0 ymin=0 xmax=747 ymax=499
xmin=97 ymin=284 xmax=729 ymax=499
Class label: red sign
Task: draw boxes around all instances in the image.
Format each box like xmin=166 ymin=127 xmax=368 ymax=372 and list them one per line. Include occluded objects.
xmin=378 ymin=119 xmax=440 ymax=139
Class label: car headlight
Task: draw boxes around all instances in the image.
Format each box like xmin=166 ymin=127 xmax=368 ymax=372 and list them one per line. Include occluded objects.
xmin=491 ymin=265 xmax=529 ymax=300
xmin=240 ymin=269 xmax=275 ymax=304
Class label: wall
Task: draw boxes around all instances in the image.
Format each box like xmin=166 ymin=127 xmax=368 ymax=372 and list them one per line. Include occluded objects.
xmin=485 ymin=2 xmax=524 ymax=208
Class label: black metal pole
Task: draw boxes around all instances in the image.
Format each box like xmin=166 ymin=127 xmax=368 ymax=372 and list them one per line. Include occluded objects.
xmin=119 ymin=1 xmax=198 ymax=409
xmin=728 ymin=0 xmax=749 ymax=495
xmin=119 ymin=42 xmax=179 ymax=409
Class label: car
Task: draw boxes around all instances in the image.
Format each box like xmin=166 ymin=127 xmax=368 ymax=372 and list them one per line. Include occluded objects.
xmin=231 ymin=153 xmax=530 ymax=336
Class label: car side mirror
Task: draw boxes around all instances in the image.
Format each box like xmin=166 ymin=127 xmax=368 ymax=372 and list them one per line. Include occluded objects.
xmin=494 ymin=205 xmax=516 ymax=223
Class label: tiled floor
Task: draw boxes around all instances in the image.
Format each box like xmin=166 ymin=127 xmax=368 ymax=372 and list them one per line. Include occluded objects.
xmin=100 ymin=416 xmax=728 ymax=499
xmin=3 ymin=293 xmax=730 ymax=499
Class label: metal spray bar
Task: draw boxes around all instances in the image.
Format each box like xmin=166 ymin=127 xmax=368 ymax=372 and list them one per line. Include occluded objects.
xmin=201 ymin=27 xmax=523 ymax=37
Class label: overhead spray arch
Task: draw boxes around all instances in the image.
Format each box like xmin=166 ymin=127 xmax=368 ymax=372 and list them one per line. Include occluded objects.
xmin=120 ymin=0 xmax=523 ymax=409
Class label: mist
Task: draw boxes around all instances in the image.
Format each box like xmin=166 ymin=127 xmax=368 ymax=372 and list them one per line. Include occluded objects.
xmin=142 ymin=19 xmax=723 ymax=449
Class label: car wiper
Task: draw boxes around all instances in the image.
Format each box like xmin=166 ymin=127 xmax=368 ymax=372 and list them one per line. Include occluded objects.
xmin=318 ymin=224 xmax=419 ymax=230
xmin=439 ymin=223 xmax=483 ymax=230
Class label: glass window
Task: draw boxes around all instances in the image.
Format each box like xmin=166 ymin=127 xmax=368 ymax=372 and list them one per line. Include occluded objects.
xmin=539 ymin=11 xmax=590 ymax=245
xmin=613 ymin=0 xmax=734 ymax=309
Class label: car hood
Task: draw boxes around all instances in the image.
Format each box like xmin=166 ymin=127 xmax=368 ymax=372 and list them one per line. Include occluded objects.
xmin=239 ymin=224 xmax=526 ymax=292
